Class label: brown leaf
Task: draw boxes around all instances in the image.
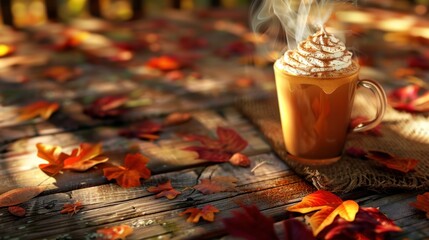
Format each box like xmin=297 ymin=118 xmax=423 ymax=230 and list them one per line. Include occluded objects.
xmin=193 ymin=176 xmax=238 ymax=194
xmin=0 ymin=186 xmax=45 ymax=207
xmin=8 ymin=206 xmax=26 ymax=217
xmin=367 ymin=150 xmax=418 ymax=173
xmin=43 ymin=66 xmax=80 ymax=83
xmin=410 ymin=192 xmax=429 ymax=218
xmin=229 ymin=153 xmax=250 ymax=167
xmin=60 ymin=201 xmax=83 ymax=215
xmin=147 ymin=180 xmax=181 ymax=199
xmin=96 ymin=224 xmax=133 ymax=240
xmin=163 ymin=112 xmax=192 ymax=126
xmin=180 ymin=205 xmax=219 ymax=223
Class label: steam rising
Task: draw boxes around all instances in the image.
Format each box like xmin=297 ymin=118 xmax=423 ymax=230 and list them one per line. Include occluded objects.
xmin=251 ymin=0 xmax=347 ymax=59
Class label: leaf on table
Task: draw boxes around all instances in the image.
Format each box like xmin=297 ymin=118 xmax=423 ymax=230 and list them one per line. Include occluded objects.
xmin=43 ymin=66 xmax=80 ymax=83
xmin=287 ymin=190 xmax=343 ymax=214
xmin=182 ymin=127 xmax=248 ymax=164
xmin=388 ymin=84 xmax=429 ymax=113
xmin=163 ymin=112 xmax=192 ymax=126
xmin=410 ymin=192 xmax=429 ymax=218
xmin=193 ymin=176 xmax=238 ymax=195
xmin=0 ymin=44 xmax=15 ymax=57
xmin=103 ymin=153 xmax=151 ymax=188
xmin=60 ymin=201 xmax=83 ymax=215
xmin=222 ymin=205 xmax=279 ymax=240
xmin=17 ymin=101 xmax=59 ymax=122
xmin=229 ymin=153 xmax=250 ymax=167
xmin=288 ymin=190 xmax=360 ymax=236
xmin=179 ymin=205 xmax=219 ymax=223
xmin=84 ymin=95 xmax=129 ymax=118
xmin=146 ymin=56 xmax=181 ymax=71
xmin=179 ymin=36 xmax=208 ymax=50
xmin=366 ymin=150 xmax=418 ymax=173
xmin=283 ymin=218 xmax=316 ymax=240
xmin=96 ymin=224 xmax=133 ymax=240
xmin=8 ymin=206 xmax=26 ymax=217
xmin=147 ymin=179 xmax=181 ymax=199
xmin=349 ymin=116 xmax=382 ymax=136
xmin=119 ymin=120 xmax=162 ymax=141
xmin=63 ymin=143 xmax=109 ymax=171
xmin=345 ymin=147 xmax=367 ymax=159
xmin=309 ymin=200 xmax=359 ymax=236
xmin=319 ymin=207 xmax=402 ymax=239
xmin=36 ymin=143 xmax=69 ymax=175
xmin=0 ymin=186 xmax=45 ymax=207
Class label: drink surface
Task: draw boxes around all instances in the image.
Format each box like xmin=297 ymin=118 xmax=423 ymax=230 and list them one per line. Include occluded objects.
xmin=275 ymin=28 xmax=357 ymax=78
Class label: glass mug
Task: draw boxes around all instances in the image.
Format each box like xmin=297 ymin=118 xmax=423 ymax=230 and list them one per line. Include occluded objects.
xmin=274 ymin=62 xmax=387 ymax=165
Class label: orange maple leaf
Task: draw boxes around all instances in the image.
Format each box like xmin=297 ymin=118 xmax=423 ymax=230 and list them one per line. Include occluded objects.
xmin=63 ymin=143 xmax=109 ymax=171
xmin=287 ymin=190 xmax=359 ymax=236
xmin=60 ymin=201 xmax=83 ymax=215
xmin=36 ymin=143 xmax=69 ymax=175
xmin=146 ymin=56 xmax=181 ymax=71
xmin=180 ymin=205 xmax=220 ymax=223
xmin=0 ymin=186 xmax=45 ymax=207
xmin=410 ymin=192 xmax=429 ymax=219
xmin=103 ymin=153 xmax=151 ymax=188
xmin=147 ymin=179 xmax=181 ymax=199
xmin=193 ymin=176 xmax=238 ymax=195
xmin=17 ymin=101 xmax=59 ymax=121
xmin=96 ymin=224 xmax=133 ymax=240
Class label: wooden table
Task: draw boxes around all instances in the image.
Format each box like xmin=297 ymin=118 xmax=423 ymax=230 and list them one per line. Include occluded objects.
xmin=0 ymin=10 xmax=428 ymax=240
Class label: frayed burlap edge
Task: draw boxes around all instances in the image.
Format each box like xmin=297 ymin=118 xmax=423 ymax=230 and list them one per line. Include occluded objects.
xmin=237 ymin=97 xmax=429 ymax=193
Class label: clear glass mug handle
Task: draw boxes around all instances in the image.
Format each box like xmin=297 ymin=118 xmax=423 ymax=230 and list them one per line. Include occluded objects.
xmin=352 ymin=79 xmax=387 ymax=132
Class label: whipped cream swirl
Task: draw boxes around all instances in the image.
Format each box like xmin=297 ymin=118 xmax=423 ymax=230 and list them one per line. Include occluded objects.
xmin=277 ymin=28 xmax=353 ymax=76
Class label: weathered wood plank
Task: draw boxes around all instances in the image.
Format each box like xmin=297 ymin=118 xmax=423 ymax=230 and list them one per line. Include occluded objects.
xmin=0 ymin=153 xmax=314 ymax=239
xmin=0 ymin=109 xmax=271 ymax=193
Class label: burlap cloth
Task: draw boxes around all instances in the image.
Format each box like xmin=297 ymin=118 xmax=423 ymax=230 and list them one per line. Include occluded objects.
xmin=237 ymin=94 xmax=429 ymax=193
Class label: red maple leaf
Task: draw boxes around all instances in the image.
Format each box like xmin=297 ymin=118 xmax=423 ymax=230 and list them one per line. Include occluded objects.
xmin=182 ymin=127 xmax=248 ymax=164
xmin=147 ymin=180 xmax=181 ymax=199
xmin=84 ymin=95 xmax=128 ymax=118
xmin=345 ymin=147 xmax=367 ymax=159
xmin=103 ymin=153 xmax=151 ymax=188
xmin=366 ymin=150 xmax=418 ymax=173
xmin=223 ymin=205 xmax=315 ymax=240
xmin=318 ymin=207 xmax=402 ymax=239
xmin=179 ymin=205 xmax=219 ymax=223
xmin=60 ymin=201 xmax=83 ymax=215
xmin=388 ymin=84 xmax=429 ymax=113
xmin=119 ymin=120 xmax=162 ymax=141
xmin=349 ymin=116 xmax=382 ymax=136
xmin=410 ymin=192 xmax=429 ymax=218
